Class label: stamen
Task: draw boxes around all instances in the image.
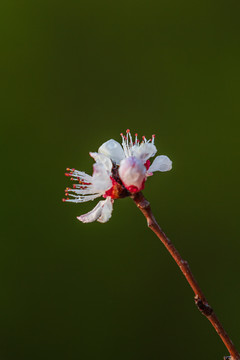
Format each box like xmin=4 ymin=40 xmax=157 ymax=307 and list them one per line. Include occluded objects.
xmin=128 ymin=130 xmax=133 ymax=147
xmin=125 ymin=129 xmax=133 ymax=156
xmin=126 ymin=130 xmax=129 ymax=147
xmin=121 ymin=132 xmax=128 ymax=157
xmin=152 ymin=134 xmax=155 ymax=145
xmin=135 ymin=133 xmax=138 ymax=145
xmin=64 ymin=193 xmax=102 ymax=203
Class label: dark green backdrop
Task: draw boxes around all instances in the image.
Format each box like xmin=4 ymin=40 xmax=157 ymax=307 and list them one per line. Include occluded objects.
xmin=1 ymin=1 xmax=240 ymax=359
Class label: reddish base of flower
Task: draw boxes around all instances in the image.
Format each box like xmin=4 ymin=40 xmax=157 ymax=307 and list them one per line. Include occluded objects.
xmin=103 ymin=178 xmax=129 ymax=199
xmin=126 ymin=180 xmax=145 ymax=194
xmin=126 ymin=185 xmax=139 ymax=193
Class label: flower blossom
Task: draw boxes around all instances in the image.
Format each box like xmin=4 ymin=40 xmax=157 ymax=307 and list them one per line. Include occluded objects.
xmin=63 ymin=130 xmax=172 ymax=223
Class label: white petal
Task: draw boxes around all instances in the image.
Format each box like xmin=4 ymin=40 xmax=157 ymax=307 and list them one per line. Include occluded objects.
xmin=132 ymin=143 xmax=157 ymax=163
xmin=77 ymin=201 xmax=104 ymax=223
xmin=98 ymin=139 xmax=125 ymax=164
xmin=119 ymin=156 xmax=146 ymax=191
xmin=77 ymin=197 xmax=113 ymax=224
xmin=92 ymin=163 xmax=112 ymax=192
xmin=148 ymin=155 xmax=172 ymax=173
xmin=97 ymin=197 xmax=113 ymax=223
xmin=89 ymin=152 xmax=112 ymax=173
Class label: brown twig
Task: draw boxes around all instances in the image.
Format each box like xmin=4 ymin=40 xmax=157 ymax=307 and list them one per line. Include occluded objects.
xmin=132 ymin=192 xmax=240 ymax=360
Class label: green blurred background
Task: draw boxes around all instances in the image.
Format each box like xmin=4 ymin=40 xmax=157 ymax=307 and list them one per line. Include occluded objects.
xmin=1 ymin=0 xmax=240 ymax=359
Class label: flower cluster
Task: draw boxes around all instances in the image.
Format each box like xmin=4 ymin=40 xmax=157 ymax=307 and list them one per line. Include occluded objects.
xmin=63 ymin=130 xmax=172 ymax=223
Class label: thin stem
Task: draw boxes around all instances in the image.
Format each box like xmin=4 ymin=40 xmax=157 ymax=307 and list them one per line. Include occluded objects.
xmin=132 ymin=192 xmax=240 ymax=360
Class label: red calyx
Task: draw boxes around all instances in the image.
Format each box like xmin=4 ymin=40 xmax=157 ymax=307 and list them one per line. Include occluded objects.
xmin=103 ymin=178 xmax=118 ymax=199
xmin=127 ymin=185 xmax=139 ymax=193
xmin=103 ymin=177 xmax=129 ymax=199
xmin=144 ymin=159 xmax=151 ymax=170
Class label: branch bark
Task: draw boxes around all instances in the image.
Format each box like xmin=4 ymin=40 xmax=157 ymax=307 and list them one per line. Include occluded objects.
xmin=132 ymin=192 xmax=240 ymax=360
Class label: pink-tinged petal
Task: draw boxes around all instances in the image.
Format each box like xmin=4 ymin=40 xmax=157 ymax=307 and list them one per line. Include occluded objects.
xmin=148 ymin=155 xmax=172 ymax=173
xmin=119 ymin=156 xmax=146 ymax=192
xmin=98 ymin=139 xmax=125 ymax=164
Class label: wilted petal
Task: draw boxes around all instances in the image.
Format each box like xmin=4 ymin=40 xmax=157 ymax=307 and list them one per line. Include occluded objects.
xmin=148 ymin=155 xmax=172 ymax=173
xmin=77 ymin=197 xmax=113 ymax=223
xmin=98 ymin=139 xmax=125 ymax=164
xmin=97 ymin=197 xmax=113 ymax=223
xmin=77 ymin=201 xmax=104 ymax=223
